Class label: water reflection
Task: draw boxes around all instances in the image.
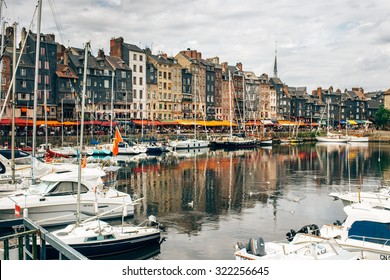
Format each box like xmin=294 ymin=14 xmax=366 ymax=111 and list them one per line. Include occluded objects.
xmin=113 ymin=142 xmax=390 ymax=259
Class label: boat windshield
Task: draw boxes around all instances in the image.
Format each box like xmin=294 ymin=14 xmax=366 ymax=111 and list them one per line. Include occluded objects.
xmin=28 ymin=181 xmax=58 ymax=195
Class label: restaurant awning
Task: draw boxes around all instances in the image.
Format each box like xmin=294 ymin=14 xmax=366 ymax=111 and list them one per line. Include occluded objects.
xmin=347 ymin=120 xmax=358 ymax=125
xmin=101 ymin=121 xmax=117 ymax=126
xmin=159 ymin=120 xmax=178 ymax=125
xmin=245 ymin=121 xmax=262 ymax=126
xmin=0 ymin=118 xmax=33 ymax=126
xmin=84 ymin=120 xmax=102 ymax=125
xmin=61 ymin=121 xmax=79 ymax=126
xmin=36 ymin=120 xmax=61 ymax=126
xmin=21 ymin=107 xmax=28 ymax=113
xmin=277 ymin=120 xmax=297 ymax=126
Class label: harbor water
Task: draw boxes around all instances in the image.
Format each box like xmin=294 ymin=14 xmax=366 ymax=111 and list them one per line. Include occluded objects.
xmin=100 ymin=142 xmax=389 ymax=259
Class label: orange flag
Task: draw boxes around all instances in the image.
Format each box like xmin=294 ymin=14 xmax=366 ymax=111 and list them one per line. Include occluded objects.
xmin=82 ymin=155 xmax=87 ymax=168
xmin=111 ymin=127 xmax=123 ymax=156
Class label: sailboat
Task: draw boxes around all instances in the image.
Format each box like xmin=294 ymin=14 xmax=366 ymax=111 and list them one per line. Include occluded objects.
xmin=221 ymin=71 xmax=257 ymax=149
xmin=42 ymin=41 xmax=162 ymax=259
xmin=315 ymin=99 xmax=349 ymax=143
xmin=169 ymin=72 xmax=209 ymax=150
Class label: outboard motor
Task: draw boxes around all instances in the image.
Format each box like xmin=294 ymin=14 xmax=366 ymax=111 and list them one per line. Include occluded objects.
xmin=297 ymin=224 xmax=320 ymax=236
xmin=333 ymin=220 xmax=342 ymax=226
xmin=286 ymin=229 xmax=296 ymax=242
xmin=286 ymin=224 xmax=319 ymax=242
xmin=246 ymin=237 xmax=266 ymax=257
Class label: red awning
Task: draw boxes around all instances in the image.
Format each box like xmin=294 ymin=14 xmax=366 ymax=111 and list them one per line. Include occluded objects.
xmin=101 ymin=121 xmax=117 ymax=126
xmin=0 ymin=118 xmax=33 ymax=126
xmin=84 ymin=120 xmax=103 ymax=125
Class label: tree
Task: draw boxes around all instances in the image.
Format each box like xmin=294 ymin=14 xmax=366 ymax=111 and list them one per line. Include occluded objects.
xmin=374 ymin=104 xmax=390 ymax=129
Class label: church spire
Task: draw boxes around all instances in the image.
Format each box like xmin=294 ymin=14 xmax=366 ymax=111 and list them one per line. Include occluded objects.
xmin=273 ymin=41 xmax=278 ymax=78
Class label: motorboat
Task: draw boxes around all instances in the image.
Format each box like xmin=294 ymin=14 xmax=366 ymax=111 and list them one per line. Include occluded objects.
xmin=223 ymin=136 xmax=257 ymax=150
xmin=169 ymin=138 xmax=210 ymax=150
xmin=0 ymin=168 xmax=134 ymax=226
xmin=329 ymin=185 xmax=390 ymax=207
xmin=234 ymin=234 xmax=359 ymax=260
xmin=0 ymin=149 xmax=31 ymax=164
xmin=348 ymin=135 xmax=369 ymax=142
xmin=319 ymin=203 xmax=390 ymax=260
xmin=44 ymin=215 xmax=163 ymax=259
xmin=315 ymin=132 xmax=349 ymax=143
xmin=258 ymin=138 xmax=273 ymax=146
xmin=146 ymin=142 xmax=171 ymax=155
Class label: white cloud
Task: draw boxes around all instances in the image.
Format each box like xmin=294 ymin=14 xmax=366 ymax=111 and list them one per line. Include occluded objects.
xmin=5 ymin=0 xmax=390 ymax=92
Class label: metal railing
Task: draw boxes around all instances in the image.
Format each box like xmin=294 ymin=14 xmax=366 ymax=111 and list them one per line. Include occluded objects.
xmin=0 ymin=218 xmax=87 ymax=260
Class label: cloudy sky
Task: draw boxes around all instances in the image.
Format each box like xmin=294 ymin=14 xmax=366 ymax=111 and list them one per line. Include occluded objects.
xmin=3 ymin=0 xmax=390 ymax=93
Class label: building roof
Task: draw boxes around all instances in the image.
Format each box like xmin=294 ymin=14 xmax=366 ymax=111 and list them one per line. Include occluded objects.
xmin=105 ymin=56 xmax=131 ymax=70
xmin=269 ymin=77 xmax=283 ymax=84
xmin=56 ymin=64 xmax=79 ymax=79
xmin=367 ymin=99 xmax=382 ymax=109
xmin=123 ymin=43 xmax=144 ymax=53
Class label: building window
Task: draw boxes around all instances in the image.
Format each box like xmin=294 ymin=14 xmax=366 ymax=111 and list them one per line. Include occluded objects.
xmin=139 ymin=55 xmax=143 ymax=61
xmin=40 ymin=47 xmax=45 ymax=55
xmin=44 ymin=75 xmax=50 ymax=85
xmin=139 ymin=66 xmax=143 ymax=73
xmin=139 ymin=90 xmax=143 ymax=99
xmin=133 ymin=54 xmax=137 ymax=60
xmin=133 ymin=65 xmax=137 ymax=72
xmin=20 ymin=68 xmax=26 ymax=76
xmin=139 ymin=77 xmax=143 ymax=86
xmin=121 ymin=71 xmax=126 ymax=78
xmin=104 ymin=80 xmax=109 ymax=88
xmin=133 ymin=89 xmax=137 ymax=99
xmin=133 ymin=77 xmax=137 ymax=85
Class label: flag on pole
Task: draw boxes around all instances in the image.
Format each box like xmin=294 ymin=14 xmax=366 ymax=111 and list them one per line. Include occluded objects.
xmin=82 ymin=155 xmax=87 ymax=168
xmin=15 ymin=204 xmax=21 ymax=218
xmin=111 ymin=127 xmax=123 ymax=156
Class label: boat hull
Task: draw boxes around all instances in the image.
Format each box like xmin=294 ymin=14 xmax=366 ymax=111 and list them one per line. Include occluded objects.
xmin=315 ymin=136 xmax=349 ymax=143
xmin=44 ymin=232 xmax=161 ymax=259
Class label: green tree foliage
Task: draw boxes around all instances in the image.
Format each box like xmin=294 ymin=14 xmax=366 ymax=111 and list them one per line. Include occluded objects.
xmin=374 ymin=104 xmax=390 ymax=128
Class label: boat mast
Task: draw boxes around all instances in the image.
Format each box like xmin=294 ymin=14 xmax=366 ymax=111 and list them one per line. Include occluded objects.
xmin=31 ymin=0 xmax=42 ymax=184
xmin=76 ymin=41 xmax=90 ymax=225
xmin=11 ymin=22 xmax=16 ymax=185
xmin=110 ymin=71 xmax=114 ymax=140
xmin=242 ymin=73 xmax=245 ymax=135
xmin=194 ymin=71 xmax=197 ymax=140
xmin=228 ymin=70 xmax=233 ymax=140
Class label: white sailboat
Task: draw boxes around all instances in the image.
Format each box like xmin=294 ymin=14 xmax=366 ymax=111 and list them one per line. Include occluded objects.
xmin=221 ymin=71 xmax=257 ymax=149
xmin=315 ymin=99 xmax=349 ymax=143
xmin=169 ymin=72 xmax=209 ymax=149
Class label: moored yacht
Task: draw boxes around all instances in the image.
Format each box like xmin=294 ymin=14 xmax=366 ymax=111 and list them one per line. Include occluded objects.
xmin=0 ymin=168 xmax=134 ymax=226
xmin=319 ymin=203 xmax=390 ymax=260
